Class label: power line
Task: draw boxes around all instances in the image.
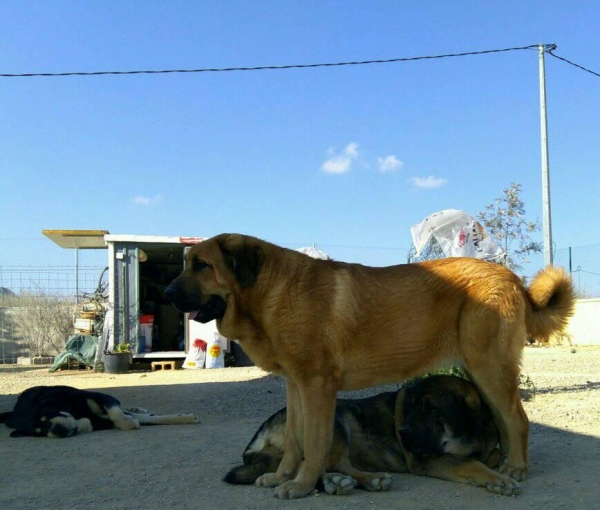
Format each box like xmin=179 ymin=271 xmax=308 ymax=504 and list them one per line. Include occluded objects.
xmin=548 ymin=50 xmax=600 ymax=78
xmin=2 ymin=44 xmax=597 ymax=80
xmin=1 ymin=44 xmax=541 ymax=78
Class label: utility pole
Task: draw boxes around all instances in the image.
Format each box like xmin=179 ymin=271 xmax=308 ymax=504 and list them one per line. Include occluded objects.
xmin=75 ymin=247 xmax=79 ymax=304
xmin=539 ymin=43 xmax=555 ymax=266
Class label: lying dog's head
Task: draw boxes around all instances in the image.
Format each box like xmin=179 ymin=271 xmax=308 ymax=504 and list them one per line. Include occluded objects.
xmin=3 ymin=386 xmax=98 ymax=438
xmin=164 ymin=234 xmax=263 ymax=324
xmin=398 ymin=375 xmax=497 ymax=457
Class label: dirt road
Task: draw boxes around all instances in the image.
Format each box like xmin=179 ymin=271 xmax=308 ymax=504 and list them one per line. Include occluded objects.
xmin=1 ymin=346 xmax=599 ymax=510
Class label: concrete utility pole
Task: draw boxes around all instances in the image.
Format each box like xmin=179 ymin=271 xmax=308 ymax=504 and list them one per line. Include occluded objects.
xmin=75 ymin=248 xmax=79 ymax=304
xmin=539 ymin=44 xmax=555 ymax=266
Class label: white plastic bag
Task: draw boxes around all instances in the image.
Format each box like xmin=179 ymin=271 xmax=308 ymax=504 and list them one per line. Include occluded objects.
xmin=205 ymin=333 xmax=225 ymax=369
xmin=411 ymin=209 xmax=504 ymax=261
xmin=182 ymin=338 xmax=207 ymax=369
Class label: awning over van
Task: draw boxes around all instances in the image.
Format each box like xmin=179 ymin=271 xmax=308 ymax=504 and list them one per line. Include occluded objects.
xmin=42 ymin=229 xmax=109 ymax=249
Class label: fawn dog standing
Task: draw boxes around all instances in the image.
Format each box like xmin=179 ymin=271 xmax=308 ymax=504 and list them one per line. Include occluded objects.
xmin=165 ymin=233 xmax=574 ymax=499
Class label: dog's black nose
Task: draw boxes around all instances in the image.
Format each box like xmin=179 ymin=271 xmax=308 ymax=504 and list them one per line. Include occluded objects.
xmin=164 ymin=283 xmax=177 ymax=301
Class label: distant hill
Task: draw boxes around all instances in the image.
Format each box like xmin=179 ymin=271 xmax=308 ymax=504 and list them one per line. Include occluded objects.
xmin=0 ymin=287 xmax=16 ymax=297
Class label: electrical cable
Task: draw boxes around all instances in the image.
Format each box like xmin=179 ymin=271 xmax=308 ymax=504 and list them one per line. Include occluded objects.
xmin=547 ymin=50 xmax=600 ymax=78
xmin=2 ymin=44 xmax=597 ymax=80
xmin=1 ymin=44 xmax=541 ymax=78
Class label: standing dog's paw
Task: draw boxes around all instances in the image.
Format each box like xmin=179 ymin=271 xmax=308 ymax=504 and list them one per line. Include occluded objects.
xmin=499 ymin=460 xmax=528 ymax=482
xmin=273 ymin=480 xmax=315 ymax=499
xmin=255 ymin=472 xmax=289 ymax=488
xmin=322 ymin=473 xmax=357 ymax=495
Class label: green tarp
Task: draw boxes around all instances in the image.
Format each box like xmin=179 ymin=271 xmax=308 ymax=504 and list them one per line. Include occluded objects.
xmin=48 ymin=334 xmax=97 ymax=372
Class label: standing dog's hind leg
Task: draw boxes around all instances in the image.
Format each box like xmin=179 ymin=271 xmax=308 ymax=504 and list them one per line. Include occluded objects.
xmin=466 ymin=360 xmax=529 ymax=481
xmin=460 ymin=303 xmax=530 ymax=482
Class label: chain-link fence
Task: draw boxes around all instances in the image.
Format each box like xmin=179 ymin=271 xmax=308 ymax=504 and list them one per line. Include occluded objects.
xmin=0 ymin=265 xmax=106 ymax=364
xmin=0 ymin=265 xmax=106 ymax=298
xmin=554 ymin=245 xmax=600 ymax=299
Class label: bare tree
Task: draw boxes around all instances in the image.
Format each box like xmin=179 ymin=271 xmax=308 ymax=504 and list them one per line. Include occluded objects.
xmin=6 ymin=293 xmax=75 ymax=357
xmin=477 ymin=183 xmax=542 ymax=273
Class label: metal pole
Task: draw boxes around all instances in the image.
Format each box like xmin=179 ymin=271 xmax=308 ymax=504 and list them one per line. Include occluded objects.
xmin=75 ymin=248 xmax=79 ymax=304
xmin=539 ymin=44 xmax=554 ymax=266
xmin=121 ymin=248 xmax=128 ymax=347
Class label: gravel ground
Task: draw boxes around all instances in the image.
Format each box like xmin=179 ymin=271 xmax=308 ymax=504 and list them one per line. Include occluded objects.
xmin=1 ymin=345 xmax=599 ymax=510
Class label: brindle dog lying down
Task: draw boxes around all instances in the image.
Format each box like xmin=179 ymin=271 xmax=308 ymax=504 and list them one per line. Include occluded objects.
xmin=224 ymin=375 xmax=518 ymax=496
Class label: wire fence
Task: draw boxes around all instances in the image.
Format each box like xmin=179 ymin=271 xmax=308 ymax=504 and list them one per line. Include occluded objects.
xmin=0 ymin=265 xmax=106 ymax=364
xmin=554 ymin=245 xmax=600 ymax=299
xmin=0 ymin=265 xmax=106 ymax=299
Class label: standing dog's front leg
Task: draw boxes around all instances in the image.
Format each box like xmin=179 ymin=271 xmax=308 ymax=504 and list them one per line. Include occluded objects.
xmin=255 ymin=379 xmax=303 ymax=488
xmin=274 ymin=377 xmax=337 ymax=499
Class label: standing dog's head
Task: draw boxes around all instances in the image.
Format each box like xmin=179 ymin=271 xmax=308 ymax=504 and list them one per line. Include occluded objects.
xmin=164 ymin=234 xmax=263 ymax=324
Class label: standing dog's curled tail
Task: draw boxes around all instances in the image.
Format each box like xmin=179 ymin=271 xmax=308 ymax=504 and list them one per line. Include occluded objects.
xmin=525 ymin=266 xmax=575 ymax=343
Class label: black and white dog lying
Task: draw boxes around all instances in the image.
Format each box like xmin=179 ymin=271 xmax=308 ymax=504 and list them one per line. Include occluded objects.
xmin=0 ymin=385 xmax=199 ymax=438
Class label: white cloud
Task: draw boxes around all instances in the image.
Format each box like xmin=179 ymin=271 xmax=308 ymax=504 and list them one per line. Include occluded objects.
xmin=132 ymin=193 xmax=163 ymax=206
xmin=344 ymin=142 xmax=358 ymax=159
xmin=409 ymin=176 xmax=447 ymax=189
xmin=377 ymin=155 xmax=403 ymax=173
xmin=322 ymin=143 xmax=359 ymax=174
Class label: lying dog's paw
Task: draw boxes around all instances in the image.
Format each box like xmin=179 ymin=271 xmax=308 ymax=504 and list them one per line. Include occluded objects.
xmin=485 ymin=475 xmax=520 ymax=496
xmin=365 ymin=474 xmax=394 ymax=491
xmin=180 ymin=413 xmax=200 ymax=424
xmin=482 ymin=472 xmax=520 ymax=496
xmin=76 ymin=418 xmax=93 ymax=434
xmin=322 ymin=473 xmax=357 ymax=495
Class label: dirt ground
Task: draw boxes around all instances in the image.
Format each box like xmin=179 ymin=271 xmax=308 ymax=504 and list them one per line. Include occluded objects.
xmin=1 ymin=345 xmax=599 ymax=510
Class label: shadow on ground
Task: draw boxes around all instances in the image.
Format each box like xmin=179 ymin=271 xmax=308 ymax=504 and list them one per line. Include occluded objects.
xmin=1 ymin=375 xmax=599 ymax=510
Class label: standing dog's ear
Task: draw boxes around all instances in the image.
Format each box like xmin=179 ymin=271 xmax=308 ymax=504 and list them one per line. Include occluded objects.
xmin=218 ymin=235 xmax=263 ymax=288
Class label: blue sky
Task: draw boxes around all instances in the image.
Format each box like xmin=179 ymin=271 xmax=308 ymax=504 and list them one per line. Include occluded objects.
xmin=1 ymin=1 xmax=599 ymax=276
